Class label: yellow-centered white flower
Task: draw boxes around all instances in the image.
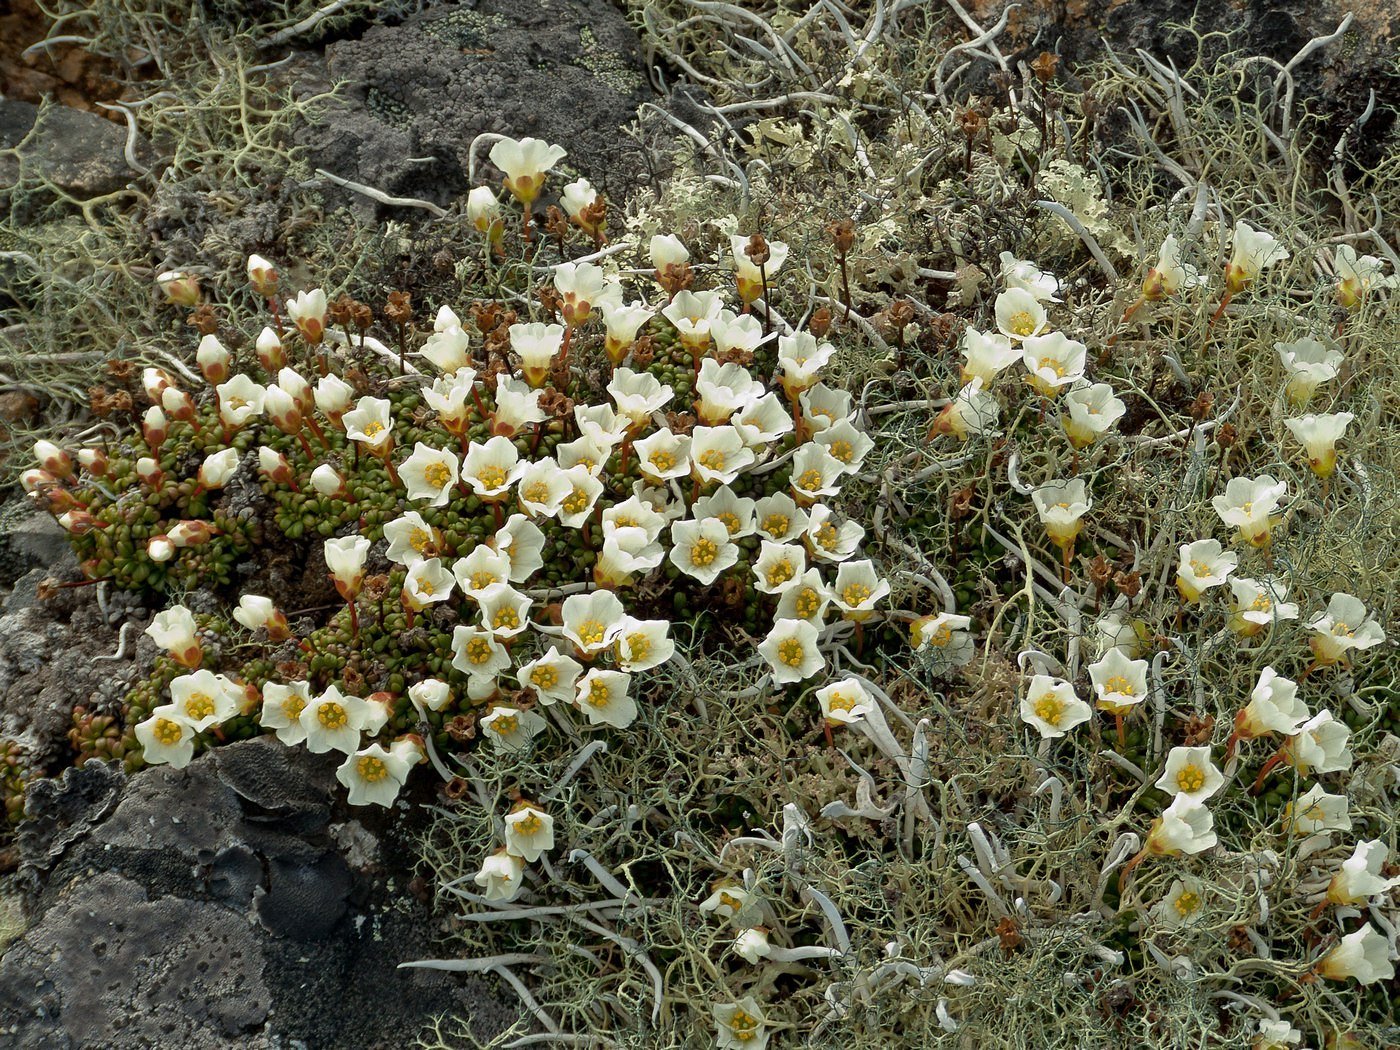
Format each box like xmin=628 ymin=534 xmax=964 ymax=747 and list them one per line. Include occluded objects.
xmin=1211 ymin=474 xmax=1286 ymax=547
xmin=757 ymin=618 xmax=825 ymax=684
xmin=1031 ymin=478 xmax=1090 ymax=548
xmin=1281 ymin=709 xmax=1352 ymax=775
xmin=403 ymin=558 xmax=456 ymax=611
xmin=461 ymin=435 xmax=523 ymax=501
xmin=1326 ymin=840 xmax=1400 ymax=905
xmin=489 ymin=135 xmax=566 ymax=205
xmin=517 ymin=646 xmax=584 ymax=706
xmin=336 ymin=740 xmax=419 ymax=807
xmin=384 ymin=511 xmax=442 ymax=566
xmin=135 ymin=708 xmax=197 ymax=768
xmin=260 ymin=681 xmax=312 ymax=745
xmin=816 ymin=677 xmax=875 ymax=726
xmin=1021 ymin=331 xmax=1087 ymax=396
xmin=1088 ymin=648 xmax=1149 ymax=713
xmin=1225 ymin=220 xmax=1288 ymax=293
xmin=1284 ymin=412 xmax=1353 ymax=479
xmin=994 ymin=287 xmax=1049 ymax=341
xmin=1154 ymin=746 xmax=1224 ymax=802
xmin=1283 ymin=783 xmax=1351 ymax=836
xmin=669 ymin=517 xmax=740 ymax=586
xmin=1226 ymin=576 xmax=1299 ymax=636
xmin=1020 ymin=675 xmax=1091 ymax=739
xmin=1307 ymin=592 xmax=1385 ymax=666
xmin=480 ymin=706 xmax=548 ymax=754
xmin=474 ymin=849 xmax=526 ymax=902
xmin=573 ymin=668 xmax=637 ymax=727
xmin=503 ymin=802 xmax=555 ymax=860
xmin=342 ymin=396 xmax=394 ymax=451
xmin=1176 ymin=538 xmax=1238 ymax=603
xmin=217 ymin=374 xmax=266 ymax=429
xmin=1144 ymin=795 xmax=1217 ymax=856
xmin=1062 ymin=381 xmax=1126 ymax=448
xmin=169 ymin=669 xmax=241 ymax=732
xmin=832 ymin=559 xmax=889 ymax=621
xmin=300 ymin=685 xmax=371 ymax=755
xmin=1276 ymin=336 xmax=1343 ymax=406
xmin=1235 ymin=666 xmax=1309 ymax=740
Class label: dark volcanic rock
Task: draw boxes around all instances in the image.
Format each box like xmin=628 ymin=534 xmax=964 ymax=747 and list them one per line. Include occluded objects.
xmin=0 ymin=99 xmax=154 ymax=198
xmin=299 ymin=0 xmax=653 ymax=220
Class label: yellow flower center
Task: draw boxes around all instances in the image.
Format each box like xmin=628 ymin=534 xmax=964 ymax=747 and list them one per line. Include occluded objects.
xmin=697 ymin=449 xmax=726 ymax=471
xmin=624 ymin=632 xmax=650 ymax=662
xmin=765 ymin=560 xmax=795 ymax=587
xmin=717 ymin=511 xmax=742 ymax=535
xmin=649 ymin=450 xmax=676 ymax=472
xmin=410 ymin=528 xmax=431 ymax=553
xmin=491 ymin=713 xmax=520 ymax=736
xmin=1240 ymin=500 xmax=1254 ymax=514
xmin=690 ymin=537 xmax=718 ymax=567
xmin=362 ymin=420 xmax=385 ymax=438
xmin=793 ymin=588 xmax=821 ymax=619
xmin=153 ymin=718 xmax=184 ymax=746
xmin=1173 ymin=891 xmax=1200 ymax=917
xmin=318 ymin=701 xmax=348 ymax=729
xmin=531 ymin=665 xmax=559 ymax=690
xmin=416 ymin=578 xmax=435 ymax=597
xmin=514 ymin=811 xmax=542 ymax=835
xmin=613 ymin=513 xmax=637 ymax=528
xmin=184 ymin=693 xmax=215 ymax=721
xmin=423 ymin=462 xmax=452 ymax=488
xmin=1038 ymin=357 xmax=1066 ymax=377
xmin=729 ymin=1010 xmax=760 ymax=1040
xmin=796 ymin=468 xmax=823 ymax=492
xmin=466 ymin=638 xmax=493 ymax=664
xmin=1104 ymin=675 xmax=1134 ymax=697
xmin=760 ymin=513 xmax=790 ymax=538
xmin=1176 ymin=765 xmax=1206 ymax=793
xmin=577 ymin=621 xmax=606 ymax=647
xmin=281 ymin=696 xmax=306 ymax=721
xmin=1333 ymin=620 xmax=1353 ymax=636
xmin=477 ymin=465 xmax=508 ymax=490
xmin=828 ymin=439 xmax=853 ymax=463
xmin=814 ymin=522 xmax=839 ymax=550
xmin=493 ymin=607 xmax=520 ymax=630
xmin=777 ymin=638 xmax=805 ymax=667
xmin=562 ymin=488 xmax=589 ymax=514
xmin=524 ymin=481 xmax=552 ymax=504
xmin=1248 ymin=595 xmax=1272 ymax=611
xmin=1033 ymin=694 xmax=1064 ymax=726
xmin=357 ymin=755 xmax=388 ymax=782
xmin=718 ymin=891 xmax=743 ymax=912
xmin=469 ymin=570 xmax=499 ymax=591
xmin=587 ymin=679 xmax=611 ymax=707
xmin=827 ymin=691 xmax=858 ymax=712
xmin=842 ymin=583 xmax=872 ymax=607
xmin=923 ymin=623 xmax=952 ymax=646
xmin=1189 ymin=560 xmax=1212 ymax=578
xmin=227 ymin=396 xmax=248 ymax=410
xmin=1009 ymin=312 xmax=1037 ymax=336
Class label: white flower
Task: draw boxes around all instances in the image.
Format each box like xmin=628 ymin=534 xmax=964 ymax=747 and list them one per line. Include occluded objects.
xmin=398 ymin=443 xmax=459 ymax=506
xmin=613 ymin=617 xmax=675 ymax=672
xmin=255 ymin=327 xmax=285 ymax=372
xmin=911 ymin=612 xmax=973 ymax=655
xmin=260 ymin=682 xmax=311 ymax=745
xmin=731 ymin=234 xmax=788 ymax=303
xmin=994 ymin=287 xmax=1048 ymax=341
xmin=816 ymin=677 xmax=875 ymax=725
xmin=698 ymin=882 xmax=757 ymax=922
xmin=491 ymin=374 xmax=546 ymax=436
xmin=790 ymin=443 xmax=845 ymax=503
xmin=690 ymin=426 xmax=754 ymax=486
xmin=314 ymin=373 xmax=355 ymax=419
xmin=561 ymin=177 xmax=598 ymax=224
xmin=574 ymin=403 xmax=629 ymax=448
xmin=420 ymin=325 xmax=473 ymax=376
xmin=467 ymin=186 xmax=502 ymax=237
xmin=1334 ymin=243 xmax=1396 ymax=308
xmin=733 ymin=393 xmax=795 ymax=447
xmin=216 ymin=374 xmax=266 ymax=429
xmin=247 ymin=254 xmax=278 ymax=297
xmin=1235 ymin=666 xmax=1309 ymax=740
xmin=336 ymin=742 xmax=417 ymax=807
xmin=574 ymin=668 xmax=637 ymax=727
xmin=1276 ymin=336 xmax=1343 ymax=405
xmin=450 ymin=625 xmax=511 ymax=679
xmin=1142 ymin=234 xmax=1200 ymax=299
xmin=607 ymin=367 xmax=673 ymax=427
xmin=408 ymin=678 xmax=453 ymax=713
xmin=1154 ymin=746 xmax=1224 ymax=802
xmin=342 ymin=396 xmax=394 ymax=451
xmin=169 ymin=669 xmax=241 ymax=732
xmin=661 ymin=289 xmax=725 ymax=353
xmin=774 ymin=568 xmax=833 ymax=624
xmin=1227 ymin=576 xmax=1299 ymax=636
xmin=650 ymin=233 xmax=689 ymax=270
xmin=503 ymin=802 xmax=555 ymax=861
xmin=799 ymin=383 xmax=854 ymax=431
xmin=233 ymin=594 xmax=288 ymax=639
xmin=600 ymin=301 xmax=655 ymax=363
xmin=515 ymin=459 xmax=571 ymax=519
xmin=556 ymin=435 xmax=610 ymax=476
xmin=1176 ymin=538 xmax=1238 ymax=603
xmin=750 ymin=540 xmax=805 ymax=595
xmin=286 ymin=288 xmax=328 ymax=344
xmin=554 ymin=262 xmax=621 ymax=328
xmin=1284 ymin=412 xmax=1354 ymax=479
xmin=1088 ymin=648 xmax=1150 ymax=713
xmin=1307 ymin=592 xmax=1386 ymax=666
xmin=384 ymin=511 xmax=442 ymax=566
xmin=403 ymin=558 xmax=456 ymax=610
xmin=1283 ymin=784 xmax=1351 ymax=836
xmin=1020 ymin=676 xmax=1091 ymax=739
xmin=198 ymin=448 xmax=241 ymax=489
xmin=1252 ymin=1020 xmax=1303 ymax=1050
xmin=300 ymin=685 xmax=371 ymax=754
xmin=135 ymin=709 xmax=197 ymax=768
xmin=145 ymin=606 xmax=202 ymax=668
xmin=1211 ymin=475 xmax=1286 ymax=547
xmin=1031 ymin=478 xmax=1090 ymax=548
xmin=1327 ymin=840 xmax=1400 ymax=905
xmin=493 ymin=513 xmax=547 ymax=583
xmin=324 ymin=535 xmax=371 ymax=600
xmin=509 ymin=321 xmax=565 ymax=388
xmin=1153 ymin=876 xmax=1208 ymax=930
xmin=813 ymin=419 xmax=873 ymax=474
xmin=595 ymin=525 xmax=665 ymax=588
xmin=714 ymin=998 xmax=769 ymax=1050
xmin=692 ymin=486 xmax=756 ymax=539
xmin=489 ymin=135 xmax=567 ymax=205
xmin=560 ymin=591 xmax=625 ymax=657
xmin=556 ymin=465 xmax=604 ymax=529
xmin=462 ymin=436 xmax=523 ymax=501
xmin=757 ymin=618 xmax=825 ymax=684
xmin=695 ymin=359 xmax=764 ymax=425
xmin=1021 ymin=332 xmax=1087 ymax=396
xmin=754 ymin=493 xmax=809 ymax=543
xmin=711 ymin=311 xmax=764 ymax=355
xmin=480 ymin=706 xmax=549 ymax=754
xmin=474 ymin=849 xmax=526 ymax=902
xmin=1282 ymin=709 xmax=1352 ymax=775
xmin=669 ymin=517 xmax=740 ymax=586
xmin=929 ymin=378 xmax=1000 ymax=440
xmin=1317 ymin=925 xmax=1393 ymax=985
xmin=1062 ymin=381 xmax=1126 ymax=448
xmin=776 ymin=331 xmax=835 ymax=396
xmin=196 ymin=334 xmax=230 ymax=384
xmin=518 ymin=646 xmax=584 ymax=706
xmin=1145 ymin=796 xmax=1217 ymax=856
xmin=960 ymin=327 xmax=1022 ymax=387
xmin=1226 ymin=220 xmax=1289 ymax=293
xmin=832 ymin=560 xmax=890 ymax=621
xmin=999 ymin=251 xmax=1061 ymax=302
xmin=804 ymin=504 xmax=864 ymax=562
xmin=477 ymin=584 xmax=532 ymax=638
xmin=732 ymin=927 xmax=772 ymax=964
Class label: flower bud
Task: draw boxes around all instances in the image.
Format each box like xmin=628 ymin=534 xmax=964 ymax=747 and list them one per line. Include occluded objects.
xmin=161 ymin=385 xmax=196 ymax=422
xmin=196 ymin=334 xmax=231 ymax=385
xmin=147 ymin=535 xmax=175 ymax=562
xmin=256 ymin=326 xmax=285 ymax=373
xmin=156 ymin=270 xmax=200 ymax=307
xmin=467 ymin=186 xmax=504 ymax=240
xmin=264 ymin=385 xmax=303 ymax=434
xmin=58 ymin=510 xmax=99 ymax=535
xmin=258 ymin=446 xmax=295 ymax=486
xmin=278 ymin=367 xmax=313 ymax=414
xmin=310 ymin=463 xmax=346 ymax=498
xmin=167 ymin=519 xmax=214 ymax=547
xmin=143 ymin=406 xmax=168 ymax=447
xmin=142 ymin=367 xmax=175 ymax=403
xmin=314 ymin=374 xmax=354 ymax=422
xmin=247 ymin=254 xmax=279 ymax=298
xmin=21 ymin=467 xmax=55 ymax=492
xmin=33 ymin=439 xmax=73 ymax=478
xmin=198 ymin=448 xmax=240 ymax=488
xmin=78 ymin=448 xmax=109 ymax=476
xmin=136 ymin=456 xmax=163 ymax=485
xmin=286 ymin=289 xmax=328 ymax=345
xmin=233 ymin=594 xmax=290 ymax=640
xmin=145 ymin=606 xmax=202 ymax=667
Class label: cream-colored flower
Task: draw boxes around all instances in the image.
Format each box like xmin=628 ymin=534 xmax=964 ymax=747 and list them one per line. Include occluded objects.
xmin=1227 ymin=576 xmax=1299 ymax=636
xmin=732 ymin=927 xmax=772 ymax=964
xmin=314 ymin=373 xmax=355 ymax=420
xmin=692 ymin=486 xmax=756 ymax=539
xmin=1282 ymin=784 xmax=1351 ymax=836
xmin=669 ymin=517 xmax=740 ymax=586
xmin=650 ymin=233 xmax=689 ymax=270
xmin=776 ymin=331 xmax=835 ymax=397
xmin=493 ymin=513 xmax=547 ymax=583
xmin=233 ymin=594 xmax=289 ymax=639
xmin=1141 ymin=234 xmax=1200 ymax=300
xmin=574 ymin=668 xmax=637 ymax=728
xmin=556 ymin=465 xmax=604 ymax=529
xmin=462 ymin=435 xmax=524 ymax=501
xmin=1211 ymin=475 xmax=1286 ymax=547
xmin=1062 ymin=381 xmax=1126 ymax=448
xmin=384 ymin=511 xmax=443 ymax=566
xmin=517 ymin=646 xmax=584 ymax=706
xmin=1316 ymin=925 xmax=1393 ymax=985
xmin=1251 ymin=1020 xmax=1303 ymax=1050
xmin=510 ymin=322 xmax=564 ymax=388
xmin=731 ymin=235 xmax=788 ymax=303
xmin=732 ymin=392 xmax=795 ymax=447
xmin=474 ymin=849 xmax=526 ymax=902
xmin=773 ymin=568 xmax=833 ymax=625
xmin=247 ymin=254 xmax=278 ymax=297
xmin=600 ymin=300 xmax=655 ymax=364
xmin=260 ymin=681 xmax=311 ymax=745
xmin=408 ymin=678 xmax=453 ymax=713
xmin=403 ymin=558 xmax=456 ymax=611
xmin=1333 ymin=243 xmax=1396 ymax=309
xmin=813 ymin=419 xmax=873 ymax=474
xmin=555 ymin=435 xmax=610 ymax=476
xmin=999 ymin=251 xmax=1060 ymax=301
xmin=711 ymin=310 xmax=764 ymax=356
xmin=1284 ymin=412 xmax=1354 ymax=479
xmin=613 ymin=617 xmax=675 ymax=672
xmin=300 ymin=685 xmax=371 ymax=754
xmin=1088 ymin=648 xmax=1150 ymax=713
xmin=489 ymin=136 xmax=566 ymax=205
xmin=832 ymin=559 xmax=890 ymax=621
xmin=503 ymin=802 xmax=555 ymax=861
xmin=1152 ymin=876 xmax=1207 ymax=929
xmin=198 ymin=448 xmax=240 ymax=489
xmin=595 ymin=526 xmax=665 ymax=588
xmin=757 ymin=618 xmax=825 ymax=684
xmin=790 ymin=442 xmax=845 ymax=503
xmin=1307 ymin=592 xmax=1386 ymax=666
xmin=1176 ymin=538 xmax=1238 ymax=603
xmin=477 ymin=584 xmax=532 ymax=638
xmin=929 ymin=378 xmax=1000 ymax=440
xmin=1327 ymin=840 xmax=1400 ymax=905
xmin=798 ymin=383 xmax=854 ymax=431
xmin=994 ymin=287 xmax=1048 ymax=341
xmin=1031 ymin=478 xmax=1090 ymax=548
xmin=714 ymin=997 xmax=769 ymax=1050
xmin=135 ymin=708 xmax=197 ymax=767
xmin=554 ymin=262 xmax=621 ymax=328
xmin=607 ymin=367 xmax=673 ymax=428
xmin=698 ymin=882 xmax=758 ymax=923
xmin=1020 ymin=676 xmax=1091 ymax=739
xmin=216 ymin=374 xmax=266 ymax=429
xmin=515 ymin=459 xmax=572 ymax=519
xmin=286 ymin=288 xmax=328 ymax=344
xmin=480 ymin=706 xmax=549 ymax=754
xmin=420 ymin=325 xmax=473 ymax=376
xmin=561 ymin=177 xmax=599 ymax=231
xmin=467 ymin=186 xmax=503 ymax=239
xmin=1154 ymin=746 xmax=1224 ymax=802
xmin=1021 ymin=332 xmax=1087 ymax=396
xmin=169 ymin=669 xmax=241 ymax=732
xmin=1225 ymin=220 xmax=1289 ymax=293
xmin=1276 ymin=337 xmax=1343 ymax=406
xmin=342 ymin=396 xmax=394 ymax=452
xmin=634 ymin=428 xmax=691 ymax=484
xmin=751 ymin=540 xmax=806 ymax=595
xmin=196 ymin=334 xmax=230 ymax=384
xmin=661 ymin=289 xmax=725 ymax=354
xmin=1235 ymin=666 xmax=1309 ymax=740
xmin=754 ymin=493 xmax=809 ymax=543
xmin=960 ymin=327 xmax=1022 ymax=385
xmin=804 ymin=503 xmax=864 ymax=562
xmin=815 ymin=677 xmax=875 ymax=725
xmin=695 ymin=359 xmax=764 ymax=425
xmin=1144 ymin=796 xmax=1217 ymax=856
xmin=911 ymin=612 xmax=973 ymax=655
xmin=1282 ymin=709 xmax=1352 ymax=775
xmin=398 ymin=443 xmax=459 ymax=506
xmin=336 ymin=741 xmax=417 ymax=807
xmin=560 ymin=591 xmax=625 ymax=658
xmin=690 ymin=426 xmax=754 ymax=486
xmin=145 ymin=606 xmax=202 ymax=668
xmin=255 ymin=326 xmax=285 ymax=373
xmin=324 ymin=535 xmax=371 ymax=600
xmin=491 ymin=374 xmax=547 ymax=436
xmin=450 ymin=625 xmax=512 ymax=679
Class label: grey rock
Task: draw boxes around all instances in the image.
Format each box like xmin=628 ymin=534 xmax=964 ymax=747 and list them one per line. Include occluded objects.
xmin=0 ymin=100 xmax=153 ymax=199
xmin=0 ymin=499 xmax=74 ymax=590
xmin=298 ymin=0 xmax=652 ymax=220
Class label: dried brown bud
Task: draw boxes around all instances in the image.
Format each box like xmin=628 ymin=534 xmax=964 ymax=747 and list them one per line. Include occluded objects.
xmin=1215 ymin=423 xmax=1238 ymax=450
xmin=809 ymin=306 xmax=832 ymax=338
xmin=996 ymin=916 xmax=1023 ymax=953
xmin=950 ymin=484 xmax=977 ymax=519
xmin=35 ymin=577 xmax=61 ymax=603
xmin=1181 ymin=713 xmax=1215 ymax=747
xmin=715 ymin=346 xmax=755 ymax=368
xmin=446 ymin=714 xmax=476 ymax=743
xmin=1088 ymin=554 xmax=1112 ymax=588
xmin=745 ymin=233 xmax=771 ymax=268
xmin=536 ymin=283 xmax=563 ymax=318
xmin=328 ymin=294 xmax=358 ymax=327
xmin=1031 ymin=51 xmax=1060 ymax=84
xmin=187 ymin=303 xmax=219 ymax=336
xmin=664 ymin=410 xmax=696 ymax=435
xmin=629 ymin=335 xmax=655 ymax=367
xmin=351 ymin=302 xmax=374 ymax=330
xmin=888 ymin=299 xmax=916 ymax=329
xmin=106 ymin=359 xmax=135 ymax=383
xmin=341 ymin=666 xmax=365 ymax=694
xmin=432 ymin=249 xmax=455 ymax=274
xmin=539 ymin=388 xmax=574 ymax=420
xmin=958 ymin=106 xmax=986 ymax=140
xmin=1112 ymin=570 xmax=1142 ymax=599
xmin=544 ymin=205 xmax=569 ymax=242
xmin=829 ymin=219 xmax=855 ymax=256
xmin=579 ymin=198 xmax=607 ymax=236
xmin=384 ymin=290 xmax=412 ymax=326
xmin=361 ymin=573 xmax=391 ymax=603
xmin=442 ymin=776 xmax=471 ymax=801
xmin=1188 ymin=391 xmax=1215 ymax=422
xmin=656 ymin=262 xmax=694 ymax=297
